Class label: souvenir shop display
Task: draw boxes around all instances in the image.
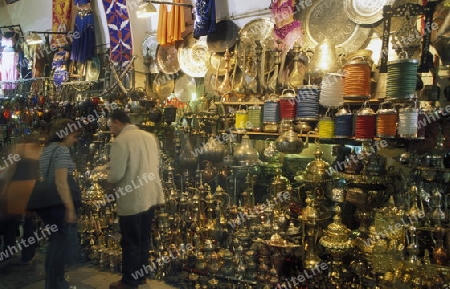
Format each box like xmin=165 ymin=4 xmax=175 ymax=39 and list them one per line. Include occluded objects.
xmin=1 ymin=0 xmax=450 ymax=288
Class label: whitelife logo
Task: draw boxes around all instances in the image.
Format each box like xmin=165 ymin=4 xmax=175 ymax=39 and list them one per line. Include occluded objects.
xmin=55 ymin=110 xmax=103 ymax=139
xmin=131 ymin=244 xmax=193 ymax=280
xmin=0 ymin=224 xmax=58 ymax=261
xmin=94 ymin=172 xmax=157 ymax=209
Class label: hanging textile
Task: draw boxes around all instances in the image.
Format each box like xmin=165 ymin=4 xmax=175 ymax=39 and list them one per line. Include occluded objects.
xmin=53 ymin=48 xmax=70 ymax=87
xmin=157 ymin=0 xmax=186 ymax=45
xmin=102 ymin=0 xmax=133 ymax=68
xmin=52 ymin=0 xmax=73 ymax=47
xmin=1 ymin=31 xmax=19 ymax=90
xmin=71 ymin=0 xmax=96 ymax=62
xmin=31 ymin=45 xmax=46 ymax=78
xmin=193 ymin=0 xmax=216 ymax=39
xmin=269 ymin=0 xmax=302 ymax=51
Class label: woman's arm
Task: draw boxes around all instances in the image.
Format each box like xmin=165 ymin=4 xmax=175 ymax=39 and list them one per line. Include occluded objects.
xmin=54 ymin=167 xmax=76 ymax=223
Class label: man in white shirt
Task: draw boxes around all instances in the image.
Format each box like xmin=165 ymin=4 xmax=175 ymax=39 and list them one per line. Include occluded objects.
xmin=107 ymin=109 xmax=165 ymax=289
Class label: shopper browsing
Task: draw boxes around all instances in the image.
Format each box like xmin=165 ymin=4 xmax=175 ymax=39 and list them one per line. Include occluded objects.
xmin=106 ymin=109 xmax=165 ymax=289
xmin=38 ymin=119 xmax=82 ymax=289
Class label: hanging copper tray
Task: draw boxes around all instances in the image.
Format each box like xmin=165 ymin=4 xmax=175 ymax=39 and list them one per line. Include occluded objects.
xmin=156 ymin=44 xmax=180 ymax=75
xmin=237 ymin=18 xmax=275 ymax=76
xmin=344 ymin=0 xmax=396 ymax=25
xmin=177 ymin=33 xmax=209 ymax=77
xmin=175 ymin=74 xmax=197 ymax=102
xmin=301 ymin=0 xmax=371 ymax=55
xmin=152 ymin=73 xmax=174 ymax=101
xmin=239 ymin=18 xmax=274 ymax=51
xmin=142 ymin=35 xmax=159 ymax=74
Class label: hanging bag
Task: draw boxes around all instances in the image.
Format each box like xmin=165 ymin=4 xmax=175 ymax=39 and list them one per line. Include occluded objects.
xmin=26 ymin=146 xmax=63 ymax=211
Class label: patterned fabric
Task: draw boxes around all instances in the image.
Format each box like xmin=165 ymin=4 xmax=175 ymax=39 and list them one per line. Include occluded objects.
xmin=193 ymin=0 xmax=216 ymax=39
xmin=102 ymin=0 xmax=133 ymax=68
xmin=269 ymin=0 xmax=302 ymax=51
xmin=52 ymin=0 xmax=73 ymax=47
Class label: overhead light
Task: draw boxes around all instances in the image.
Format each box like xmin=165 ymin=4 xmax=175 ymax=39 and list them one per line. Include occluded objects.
xmin=25 ymin=31 xmax=67 ymax=46
xmin=136 ymin=1 xmax=194 ymax=18
xmin=136 ymin=0 xmax=157 ymax=18
xmin=25 ymin=32 xmax=43 ymax=45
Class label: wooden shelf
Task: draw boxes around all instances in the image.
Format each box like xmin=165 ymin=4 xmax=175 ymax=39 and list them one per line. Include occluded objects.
xmin=343 ymin=98 xmax=385 ymax=106
xmin=215 ymin=99 xmax=385 ymax=106
xmin=215 ymin=102 xmax=264 ymax=105
xmin=230 ymin=130 xmax=319 ymax=138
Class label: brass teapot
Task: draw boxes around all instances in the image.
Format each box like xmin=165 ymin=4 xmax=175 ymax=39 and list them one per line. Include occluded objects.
xmin=233 ymin=134 xmax=260 ymax=166
xmin=276 ymin=127 xmax=312 ymax=154
xmin=262 ymin=138 xmax=280 ymax=163
xmin=201 ymin=136 xmax=227 ymax=163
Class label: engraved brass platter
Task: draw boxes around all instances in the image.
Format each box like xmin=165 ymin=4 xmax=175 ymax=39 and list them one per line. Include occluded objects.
xmin=152 ymin=73 xmax=174 ymax=101
xmin=239 ymin=18 xmax=274 ymax=50
xmin=178 ymin=33 xmax=209 ymax=77
xmin=156 ymin=44 xmax=180 ymax=75
xmin=301 ymin=0 xmax=371 ymax=55
xmin=237 ymin=18 xmax=275 ymax=76
xmin=344 ymin=0 xmax=396 ymax=25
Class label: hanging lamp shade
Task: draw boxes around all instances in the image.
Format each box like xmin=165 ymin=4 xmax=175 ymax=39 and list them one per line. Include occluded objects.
xmin=136 ymin=1 xmax=157 ymax=18
xmin=25 ymin=33 xmax=43 ymax=45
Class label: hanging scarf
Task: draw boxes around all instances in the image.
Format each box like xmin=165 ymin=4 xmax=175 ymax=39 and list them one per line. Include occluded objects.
xmin=193 ymin=0 xmax=216 ymax=39
xmin=102 ymin=0 xmax=133 ymax=68
xmin=157 ymin=0 xmax=186 ymax=45
xmin=52 ymin=0 xmax=73 ymax=46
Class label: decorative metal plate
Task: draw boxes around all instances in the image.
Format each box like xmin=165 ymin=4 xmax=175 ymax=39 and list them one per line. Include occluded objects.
xmin=152 ymin=73 xmax=175 ymax=101
xmin=239 ymin=18 xmax=275 ymax=51
xmin=344 ymin=0 xmax=396 ymax=24
xmin=235 ymin=19 xmax=276 ymax=79
xmin=142 ymin=35 xmax=159 ymax=74
xmin=177 ymin=33 xmax=209 ymax=78
xmin=156 ymin=44 xmax=180 ymax=75
xmin=301 ymin=0 xmax=371 ymax=55
xmin=85 ymin=56 xmax=100 ymax=82
xmin=174 ymin=74 xmax=197 ymax=102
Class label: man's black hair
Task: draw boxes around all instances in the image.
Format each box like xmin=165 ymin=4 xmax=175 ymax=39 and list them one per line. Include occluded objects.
xmin=108 ymin=109 xmax=131 ymax=124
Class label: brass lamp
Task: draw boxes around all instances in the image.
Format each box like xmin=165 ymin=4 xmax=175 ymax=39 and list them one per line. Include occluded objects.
xmin=306 ymin=38 xmax=340 ymax=84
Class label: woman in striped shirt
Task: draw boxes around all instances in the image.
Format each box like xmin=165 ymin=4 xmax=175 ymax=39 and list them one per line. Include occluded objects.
xmin=39 ymin=119 xmax=81 ymax=289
